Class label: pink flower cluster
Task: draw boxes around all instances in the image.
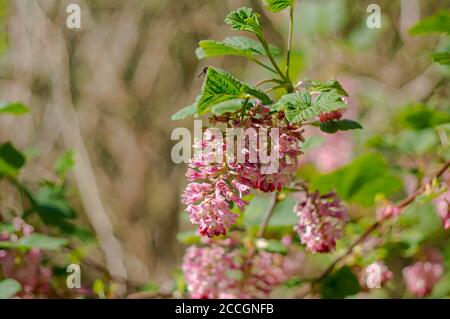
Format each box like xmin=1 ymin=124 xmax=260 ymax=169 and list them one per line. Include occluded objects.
xmin=182 ymin=131 xmax=251 ymax=237
xmin=377 ymin=204 xmax=402 ymax=222
xmin=359 ymin=261 xmax=393 ymax=289
xmin=0 ymin=218 xmax=52 ymax=298
xmin=403 ymin=261 xmax=443 ymax=297
xmin=433 ymin=190 xmax=449 ymax=230
xmin=182 ymin=102 xmax=304 ymax=237
xmin=182 ymin=243 xmax=297 ymax=299
xmin=294 ymin=191 xmax=348 ymax=253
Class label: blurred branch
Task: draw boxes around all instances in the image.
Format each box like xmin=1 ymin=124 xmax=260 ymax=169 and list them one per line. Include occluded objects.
xmin=300 ymin=160 xmax=450 ymax=297
xmin=257 ymin=191 xmax=278 ymax=238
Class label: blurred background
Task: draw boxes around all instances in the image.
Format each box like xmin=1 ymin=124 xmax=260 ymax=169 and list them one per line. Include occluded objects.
xmin=0 ymin=0 xmax=448 ymax=294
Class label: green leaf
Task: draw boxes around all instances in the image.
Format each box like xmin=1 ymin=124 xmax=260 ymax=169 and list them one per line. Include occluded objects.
xmin=225 ymin=7 xmax=262 ymax=36
xmin=320 ymin=266 xmax=361 ymax=299
xmin=431 ymin=51 xmax=450 ymax=65
xmin=176 ymin=231 xmax=201 ymax=245
xmin=396 ymin=104 xmax=450 ymax=130
xmin=275 ymin=91 xmax=347 ymax=123
xmin=54 ymin=150 xmax=75 ymax=178
xmin=409 ymin=10 xmax=450 ymax=35
xmin=17 ymin=233 xmax=67 ymax=250
xmin=244 ymin=195 xmax=298 ymax=229
xmin=0 ymin=279 xmax=21 ymax=299
xmin=319 ymin=119 xmax=363 ymax=134
xmin=258 ymin=239 xmax=288 ymax=254
xmin=0 ymin=102 xmax=29 ymax=116
xmin=311 ymin=153 xmax=402 ymax=206
xmin=308 ymin=79 xmax=349 ymax=97
xmin=197 ymin=67 xmax=271 ymax=115
xmin=263 ymin=0 xmax=294 ymax=12
xmin=211 ymin=98 xmax=245 ymax=116
xmin=0 ymin=142 xmax=26 ymax=177
xmin=33 ymin=184 xmax=76 ymax=221
xmin=196 ymin=36 xmax=280 ymax=60
xmin=171 ymin=103 xmax=197 ymax=121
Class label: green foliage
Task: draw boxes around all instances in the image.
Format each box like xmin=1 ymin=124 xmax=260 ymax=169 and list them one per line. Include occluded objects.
xmin=0 ymin=279 xmax=21 ymax=299
xmin=409 ymin=10 xmax=450 ymax=35
xmin=258 ymin=239 xmax=288 ymax=254
xmin=0 ymin=142 xmax=26 ymax=177
xmin=396 ymin=104 xmax=450 ymax=130
xmin=225 ymin=7 xmax=262 ymax=36
xmin=33 ymin=184 xmax=76 ymax=221
xmin=196 ymin=37 xmax=280 ymax=60
xmin=244 ymin=195 xmax=297 ymax=231
xmin=273 ymin=90 xmax=347 ymax=123
xmin=176 ymin=231 xmax=201 ymax=245
xmin=54 ymin=150 xmax=75 ymax=178
xmin=308 ymin=79 xmax=349 ymax=97
xmin=197 ymin=67 xmax=271 ymax=115
xmin=319 ymin=119 xmax=363 ymax=134
xmin=0 ymin=233 xmax=67 ymax=250
xmin=211 ymin=98 xmax=245 ymax=116
xmin=263 ymin=0 xmax=294 ymax=13
xmin=320 ymin=266 xmax=361 ymax=299
xmin=311 ymin=153 xmax=402 ymax=206
xmin=0 ymin=102 xmax=29 ymax=115
xmin=171 ymin=103 xmax=197 ymax=121
xmin=431 ymin=51 xmax=450 ymax=65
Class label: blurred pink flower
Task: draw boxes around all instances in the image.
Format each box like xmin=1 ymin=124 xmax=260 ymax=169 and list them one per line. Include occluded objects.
xmin=403 ymin=261 xmax=443 ymax=297
xmin=294 ymin=191 xmax=348 ymax=253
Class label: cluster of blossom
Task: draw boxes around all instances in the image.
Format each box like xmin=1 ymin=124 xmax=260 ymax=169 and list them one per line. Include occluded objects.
xmin=293 ymin=191 xmax=348 ymax=253
xmin=0 ymin=217 xmax=52 ymax=298
xmin=359 ymin=261 xmax=393 ymax=289
xmin=403 ymin=261 xmax=444 ymax=297
xmin=433 ymin=190 xmax=449 ymax=230
xmin=182 ymin=101 xmax=304 ymax=237
xmin=377 ymin=204 xmax=402 ymax=222
xmin=182 ymin=241 xmax=300 ymax=299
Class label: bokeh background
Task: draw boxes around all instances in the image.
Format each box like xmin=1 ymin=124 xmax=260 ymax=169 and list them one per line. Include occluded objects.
xmin=0 ymin=0 xmax=448 ymax=295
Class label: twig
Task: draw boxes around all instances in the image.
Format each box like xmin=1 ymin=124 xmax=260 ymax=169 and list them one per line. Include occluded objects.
xmin=305 ymin=160 xmax=450 ymax=294
xmin=286 ymin=4 xmax=295 ymax=83
xmin=257 ymin=192 xmax=278 ymax=237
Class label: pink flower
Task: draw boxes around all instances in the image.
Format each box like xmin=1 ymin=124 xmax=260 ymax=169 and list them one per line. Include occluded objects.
xmin=182 ymin=243 xmax=298 ymax=299
xmin=0 ymin=218 xmax=53 ymax=298
xmin=433 ymin=190 xmax=449 ymax=230
xmin=294 ymin=191 xmax=348 ymax=253
xmin=360 ymin=261 xmax=393 ymax=289
xmin=403 ymin=261 xmax=443 ymax=297
xmin=377 ymin=204 xmax=402 ymax=222
xmin=181 ymin=103 xmax=304 ymax=237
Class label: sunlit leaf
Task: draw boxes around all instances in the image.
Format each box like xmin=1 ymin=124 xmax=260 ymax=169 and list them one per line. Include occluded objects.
xmin=225 ymin=7 xmax=262 ymax=36
xmin=0 ymin=102 xmax=29 ymax=116
xmin=0 ymin=279 xmax=21 ymax=299
xmin=319 ymin=119 xmax=363 ymax=134
xmin=263 ymin=0 xmax=294 ymax=13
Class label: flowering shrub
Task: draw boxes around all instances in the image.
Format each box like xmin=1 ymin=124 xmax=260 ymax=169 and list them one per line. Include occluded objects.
xmin=172 ymin=2 xmax=450 ymax=299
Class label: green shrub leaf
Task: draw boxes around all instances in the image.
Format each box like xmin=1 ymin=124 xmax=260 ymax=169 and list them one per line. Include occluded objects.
xmin=0 ymin=142 xmax=26 ymax=177
xmin=0 ymin=279 xmax=21 ymax=299
xmin=196 ymin=36 xmax=280 ymax=59
xmin=409 ymin=10 xmax=450 ymax=35
xmin=274 ymin=91 xmax=346 ymax=123
xmin=0 ymin=102 xmax=29 ymax=116
xmin=225 ymin=7 xmax=262 ymax=36
xmin=263 ymin=0 xmax=294 ymax=13
xmin=431 ymin=51 xmax=450 ymax=65
xmin=197 ymin=67 xmax=271 ymax=115
xmin=319 ymin=119 xmax=363 ymax=134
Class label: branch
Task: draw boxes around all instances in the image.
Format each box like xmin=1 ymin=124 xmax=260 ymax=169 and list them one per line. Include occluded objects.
xmin=257 ymin=192 xmax=278 ymax=237
xmin=306 ymin=160 xmax=450 ymax=293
